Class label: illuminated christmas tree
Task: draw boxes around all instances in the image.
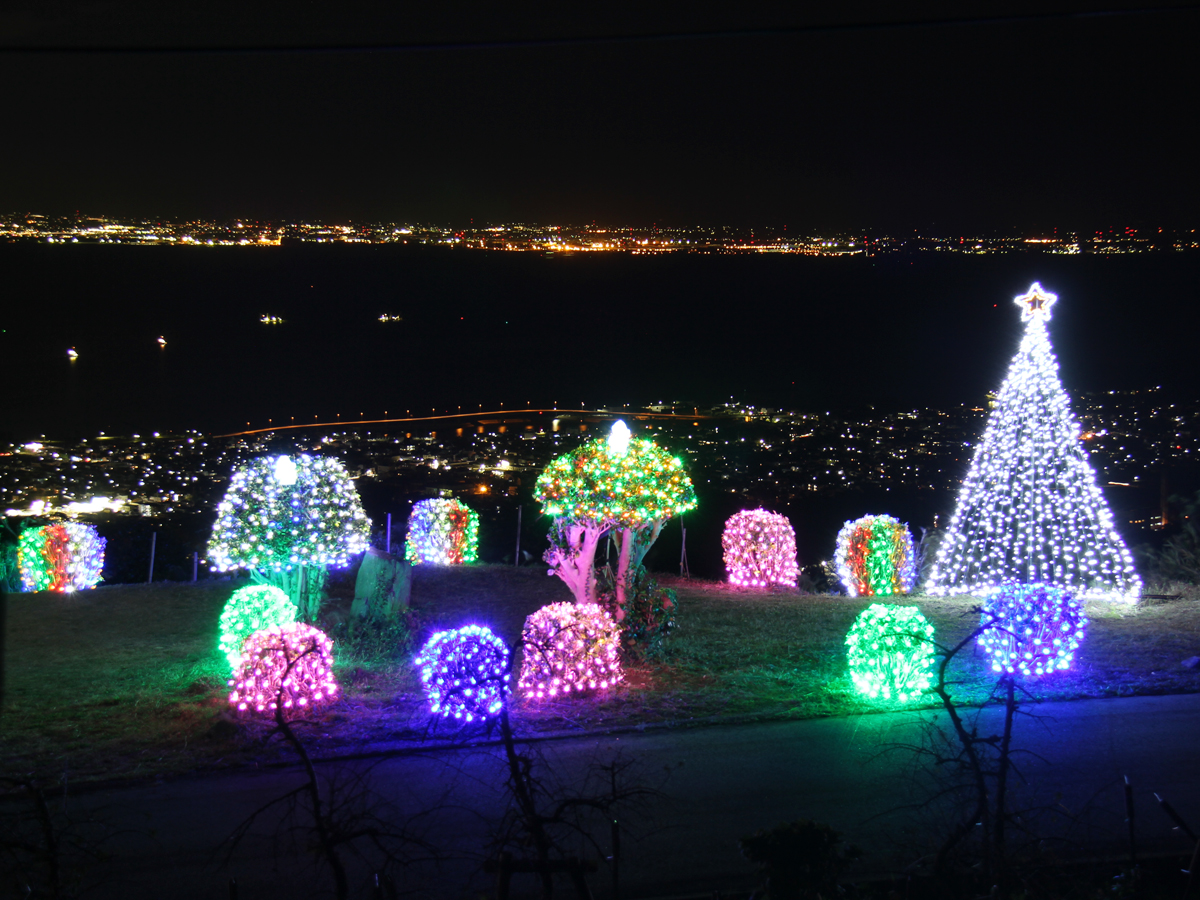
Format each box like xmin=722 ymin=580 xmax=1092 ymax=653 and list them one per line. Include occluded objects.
xmin=535 ymin=421 xmax=696 ymax=617
xmin=927 ymin=283 xmax=1141 ymax=602
xmin=208 ymin=454 xmax=371 ymax=619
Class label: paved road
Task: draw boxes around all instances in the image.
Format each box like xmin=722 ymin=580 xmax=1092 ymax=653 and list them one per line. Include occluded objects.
xmin=8 ymin=694 xmax=1200 ymax=899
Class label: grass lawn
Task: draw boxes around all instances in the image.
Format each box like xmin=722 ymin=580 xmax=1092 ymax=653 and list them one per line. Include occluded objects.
xmin=3 ymin=566 xmax=1199 ymax=785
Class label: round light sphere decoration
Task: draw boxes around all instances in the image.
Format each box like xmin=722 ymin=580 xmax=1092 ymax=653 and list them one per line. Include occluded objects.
xmin=18 ymin=522 xmax=106 ymax=593
xmin=722 ymin=508 xmax=799 ymax=588
xmin=979 ymin=583 xmax=1087 ymax=677
xmin=415 ymin=624 xmax=510 ymax=721
xmin=845 ymin=603 xmax=936 ymax=703
xmin=228 ymin=623 xmax=338 ymax=716
xmin=518 ymin=602 xmax=623 ymax=700
xmin=835 ymin=514 xmax=918 ymax=597
xmin=218 ymin=584 xmax=298 ymax=672
xmin=405 ymin=498 xmax=480 ymax=566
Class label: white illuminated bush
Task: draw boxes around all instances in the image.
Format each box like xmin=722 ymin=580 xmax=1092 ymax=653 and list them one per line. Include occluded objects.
xmin=405 ymin=498 xmax=480 ymax=565
xmin=721 ymin=508 xmax=799 ymax=588
xmin=979 ymin=583 xmax=1087 ymax=677
xmin=415 ymin=624 xmax=509 ymax=721
xmin=845 ymin=604 xmax=935 ymax=703
xmin=228 ymin=623 xmax=338 ymax=716
xmin=217 ymin=584 xmax=298 ymax=672
xmin=518 ymin=602 xmax=623 ymax=700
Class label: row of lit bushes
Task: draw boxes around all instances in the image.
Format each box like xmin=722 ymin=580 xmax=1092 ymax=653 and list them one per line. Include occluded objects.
xmin=217 ymin=581 xmax=1088 ymax=720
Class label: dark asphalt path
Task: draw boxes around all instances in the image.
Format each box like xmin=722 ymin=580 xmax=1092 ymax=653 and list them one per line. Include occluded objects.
xmin=10 ymin=693 xmax=1200 ymax=899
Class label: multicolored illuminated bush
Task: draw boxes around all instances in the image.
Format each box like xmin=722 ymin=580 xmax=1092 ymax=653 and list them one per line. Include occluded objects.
xmin=845 ymin=604 xmax=935 ymax=703
xmin=208 ymin=454 xmax=371 ymax=574
xmin=404 ymin=498 xmax=479 ymax=566
xmin=415 ymin=625 xmax=510 ymax=722
xmin=835 ymin=514 xmax=917 ymax=597
xmin=228 ymin=623 xmax=338 ymax=716
xmin=722 ymin=509 xmax=799 ymax=588
xmin=18 ymin=522 xmax=106 ymax=592
xmin=218 ymin=584 xmax=298 ymax=672
xmin=518 ymin=602 xmax=623 ymax=700
xmin=978 ymin=583 xmax=1088 ymax=677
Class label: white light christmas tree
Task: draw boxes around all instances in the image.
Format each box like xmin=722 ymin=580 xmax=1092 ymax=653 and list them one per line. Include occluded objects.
xmin=927 ymin=283 xmax=1141 ymax=603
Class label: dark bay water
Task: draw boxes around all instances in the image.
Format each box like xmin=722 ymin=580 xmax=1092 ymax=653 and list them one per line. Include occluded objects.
xmin=3 ymin=244 xmax=1199 ymax=439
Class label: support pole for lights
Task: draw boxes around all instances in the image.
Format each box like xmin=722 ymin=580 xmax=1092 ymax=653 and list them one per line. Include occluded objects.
xmin=514 ymin=505 xmax=522 ymax=566
xmin=192 ymin=551 xmax=198 ymax=583
xmin=679 ymin=515 xmax=689 ymax=578
xmin=386 ymin=513 xmax=392 ymax=555
xmin=147 ymin=532 xmax=157 ymax=584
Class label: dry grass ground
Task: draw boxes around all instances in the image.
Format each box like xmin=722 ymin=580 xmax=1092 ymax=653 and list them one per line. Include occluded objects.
xmin=3 ymin=567 xmax=1199 ymax=785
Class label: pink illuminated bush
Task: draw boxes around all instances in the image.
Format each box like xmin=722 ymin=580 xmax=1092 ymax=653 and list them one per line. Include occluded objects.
xmin=228 ymin=623 xmax=338 ymax=716
xmin=722 ymin=508 xmax=799 ymax=588
xmin=518 ymin=602 xmax=623 ymax=700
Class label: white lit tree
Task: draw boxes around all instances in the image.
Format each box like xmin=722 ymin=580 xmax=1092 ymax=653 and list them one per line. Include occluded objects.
xmin=209 ymin=454 xmax=372 ymax=620
xmin=926 ymin=283 xmax=1141 ymax=602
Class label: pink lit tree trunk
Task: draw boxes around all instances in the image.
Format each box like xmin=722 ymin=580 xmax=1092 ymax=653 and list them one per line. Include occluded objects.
xmin=613 ymin=519 xmax=665 ymax=619
xmin=544 ymin=518 xmax=606 ymax=605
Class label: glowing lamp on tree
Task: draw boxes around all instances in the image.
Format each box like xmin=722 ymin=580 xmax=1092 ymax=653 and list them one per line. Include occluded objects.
xmin=845 ymin=603 xmax=935 ymax=703
xmin=18 ymin=522 xmax=106 ymax=592
xmin=722 ymin=508 xmax=799 ymax=588
xmin=415 ymin=625 xmax=510 ymax=722
xmin=978 ymin=583 xmax=1087 ymax=677
xmin=927 ymin=283 xmax=1140 ymax=602
xmin=835 ymin=514 xmax=917 ymax=597
xmin=218 ymin=584 xmax=298 ymax=672
xmin=404 ymin=498 xmax=480 ymax=566
xmin=228 ymin=623 xmax=338 ymax=716
xmin=518 ymin=602 xmax=623 ymax=700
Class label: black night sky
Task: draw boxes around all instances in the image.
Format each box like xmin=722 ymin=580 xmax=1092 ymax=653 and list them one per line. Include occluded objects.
xmin=0 ymin=2 xmax=1196 ymax=229
xmin=2 ymin=3 xmax=1199 ymax=438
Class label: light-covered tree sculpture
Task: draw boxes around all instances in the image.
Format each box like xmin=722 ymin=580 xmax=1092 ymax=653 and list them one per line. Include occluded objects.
xmin=535 ymin=421 xmax=696 ymax=617
xmin=18 ymin=522 xmax=106 ymax=592
xmin=405 ymin=498 xmax=479 ymax=565
xmin=208 ymin=454 xmax=371 ymax=620
xmin=926 ymin=284 xmax=1141 ymax=602
xmin=835 ymin=514 xmax=917 ymax=597
xmin=722 ymin=508 xmax=799 ymax=588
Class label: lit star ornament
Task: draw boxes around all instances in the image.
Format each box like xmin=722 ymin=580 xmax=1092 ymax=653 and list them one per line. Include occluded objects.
xmin=1014 ymin=282 xmax=1057 ymax=322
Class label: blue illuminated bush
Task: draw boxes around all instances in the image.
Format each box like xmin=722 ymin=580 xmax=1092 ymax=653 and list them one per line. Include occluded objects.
xmin=415 ymin=624 xmax=510 ymax=721
xmin=979 ymin=583 xmax=1087 ymax=677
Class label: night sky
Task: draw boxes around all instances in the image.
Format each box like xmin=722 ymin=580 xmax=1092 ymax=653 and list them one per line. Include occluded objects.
xmin=1 ymin=2 xmax=1196 ymax=229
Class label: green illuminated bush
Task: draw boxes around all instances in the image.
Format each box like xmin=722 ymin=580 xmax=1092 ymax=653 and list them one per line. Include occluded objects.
xmin=218 ymin=584 xmax=298 ymax=672
xmin=844 ymin=603 xmax=935 ymax=703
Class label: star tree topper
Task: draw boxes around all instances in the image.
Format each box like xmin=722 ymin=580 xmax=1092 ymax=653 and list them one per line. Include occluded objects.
xmin=1015 ymin=282 xmax=1058 ymax=322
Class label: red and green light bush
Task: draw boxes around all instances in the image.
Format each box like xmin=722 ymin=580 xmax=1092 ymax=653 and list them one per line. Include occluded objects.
xmin=228 ymin=622 xmax=338 ymax=716
xmin=835 ymin=514 xmax=917 ymax=597
xmin=404 ymin=498 xmax=479 ymax=566
xmin=518 ymin=602 xmax=623 ymax=700
xmin=18 ymin=522 xmax=106 ymax=592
